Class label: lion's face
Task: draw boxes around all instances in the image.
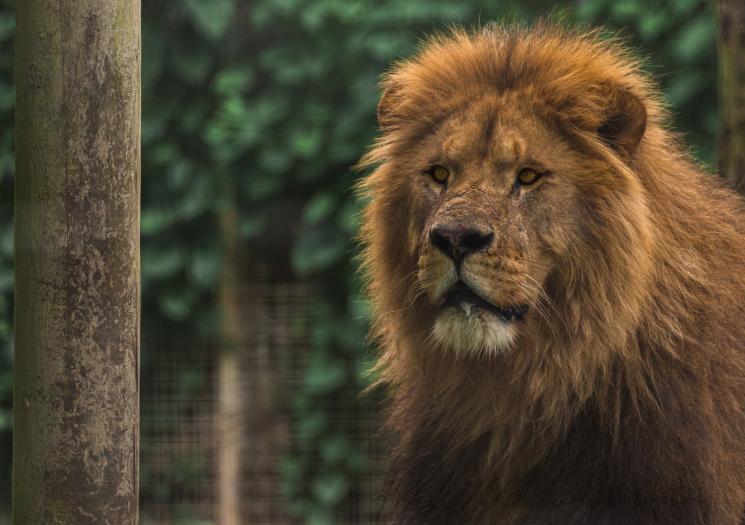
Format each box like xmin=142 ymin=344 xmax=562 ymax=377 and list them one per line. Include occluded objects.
xmin=361 ymin=29 xmax=653 ymax=361
xmin=401 ymin=97 xmax=589 ymax=356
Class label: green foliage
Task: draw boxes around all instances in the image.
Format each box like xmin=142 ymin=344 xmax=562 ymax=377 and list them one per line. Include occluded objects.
xmin=0 ymin=0 xmax=719 ymax=518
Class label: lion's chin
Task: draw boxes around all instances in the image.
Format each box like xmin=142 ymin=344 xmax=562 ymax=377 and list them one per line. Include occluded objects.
xmin=432 ymin=304 xmax=517 ymax=357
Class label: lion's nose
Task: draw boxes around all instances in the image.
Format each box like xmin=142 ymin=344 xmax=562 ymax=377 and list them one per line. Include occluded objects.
xmin=429 ymin=225 xmax=494 ymax=264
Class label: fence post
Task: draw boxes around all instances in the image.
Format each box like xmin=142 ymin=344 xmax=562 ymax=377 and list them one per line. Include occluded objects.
xmin=716 ymin=0 xmax=745 ymax=189
xmin=14 ymin=1 xmax=141 ymax=522
xmin=216 ymin=178 xmax=243 ymax=525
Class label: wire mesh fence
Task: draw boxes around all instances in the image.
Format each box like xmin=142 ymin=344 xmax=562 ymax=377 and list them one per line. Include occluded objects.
xmin=140 ymin=280 xmax=386 ymax=524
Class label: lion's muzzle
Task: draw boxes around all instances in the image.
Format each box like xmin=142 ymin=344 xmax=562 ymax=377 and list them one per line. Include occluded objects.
xmin=429 ymin=223 xmax=494 ymax=267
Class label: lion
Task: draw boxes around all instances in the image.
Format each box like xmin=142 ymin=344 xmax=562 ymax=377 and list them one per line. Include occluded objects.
xmin=357 ymin=23 xmax=745 ymax=524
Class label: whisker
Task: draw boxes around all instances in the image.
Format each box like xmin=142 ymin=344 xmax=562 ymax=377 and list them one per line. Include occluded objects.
xmin=379 ymin=287 xmax=429 ymax=318
xmin=515 ymin=283 xmax=559 ymax=347
xmin=522 ymin=273 xmax=572 ymax=341
xmin=391 ymin=268 xmax=422 ymax=289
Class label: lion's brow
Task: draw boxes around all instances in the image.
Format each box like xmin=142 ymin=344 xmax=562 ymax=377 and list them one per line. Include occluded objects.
xmin=480 ymin=114 xmax=497 ymax=146
xmin=490 ymin=132 xmax=524 ymax=166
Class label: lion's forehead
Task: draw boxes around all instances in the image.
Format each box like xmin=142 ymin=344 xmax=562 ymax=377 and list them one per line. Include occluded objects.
xmin=438 ymin=106 xmax=533 ymax=167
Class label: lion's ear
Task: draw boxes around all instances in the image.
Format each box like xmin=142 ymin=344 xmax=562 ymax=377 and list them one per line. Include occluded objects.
xmin=596 ymin=88 xmax=647 ymax=157
xmin=377 ymin=81 xmax=403 ymax=130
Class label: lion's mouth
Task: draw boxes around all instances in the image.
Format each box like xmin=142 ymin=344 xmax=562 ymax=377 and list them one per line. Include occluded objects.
xmin=438 ymin=281 xmax=529 ymax=322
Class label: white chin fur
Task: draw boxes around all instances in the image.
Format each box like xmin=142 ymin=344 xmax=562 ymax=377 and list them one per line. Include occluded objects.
xmin=433 ymin=304 xmax=517 ymax=357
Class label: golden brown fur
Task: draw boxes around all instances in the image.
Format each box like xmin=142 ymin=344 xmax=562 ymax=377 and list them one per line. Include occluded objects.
xmin=357 ymin=23 xmax=745 ymax=524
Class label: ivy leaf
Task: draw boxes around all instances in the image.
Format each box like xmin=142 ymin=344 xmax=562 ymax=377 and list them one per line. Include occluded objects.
xmin=212 ymin=67 xmax=255 ymax=96
xmin=158 ymin=287 xmax=197 ymax=321
xmin=189 ymin=249 xmax=220 ymax=288
xmin=303 ymin=193 xmax=335 ymax=225
xmin=291 ymin=126 xmax=323 ymax=158
xmin=239 ymin=215 xmax=266 ymax=240
xmin=673 ymin=17 xmax=714 ymax=62
xmin=171 ymin=45 xmax=212 ymax=84
xmin=297 ymin=410 xmax=327 ymax=440
xmin=183 ymin=0 xmax=235 ymax=41
xmin=142 ymin=245 xmax=185 ymax=280
xmin=141 ymin=208 xmax=176 ymax=236
xmin=0 ymin=408 xmax=9 ymax=431
xmin=320 ymin=434 xmax=352 ymax=464
xmin=292 ymin=225 xmax=347 ymax=274
xmin=0 ymin=13 xmax=14 ymax=41
xmin=312 ymin=473 xmax=350 ymax=507
xmin=307 ymin=508 xmax=335 ymax=525
xmin=303 ymin=353 xmax=347 ymax=395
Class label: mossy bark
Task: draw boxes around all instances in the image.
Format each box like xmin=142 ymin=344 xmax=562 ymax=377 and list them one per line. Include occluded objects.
xmin=14 ymin=1 xmax=140 ymax=523
xmin=717 ymin=0 xmax=745 ymax=189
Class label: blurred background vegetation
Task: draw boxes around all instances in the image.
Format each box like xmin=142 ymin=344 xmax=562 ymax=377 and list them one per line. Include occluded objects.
xmin=0 ymin=0 xmax=720 ymax=523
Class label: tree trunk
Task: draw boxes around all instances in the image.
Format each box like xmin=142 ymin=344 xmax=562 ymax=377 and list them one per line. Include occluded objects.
xmin=14 ymin=1 xmax=141 ymax=523
xmin=717 ymin=0 xmax=745 ymax=189
xmin=216 ymin=186 xmax=242 ymax=525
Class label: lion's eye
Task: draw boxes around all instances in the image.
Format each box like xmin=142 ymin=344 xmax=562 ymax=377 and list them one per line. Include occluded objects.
xmin=428 ymin=165 xmax=450 ymax=185
xmin=517 ymin=168 xmax=542 ymax=186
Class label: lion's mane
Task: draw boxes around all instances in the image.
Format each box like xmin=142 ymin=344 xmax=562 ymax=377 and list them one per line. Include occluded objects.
xmin=358 ymin=23 xmax=745 ymax=524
